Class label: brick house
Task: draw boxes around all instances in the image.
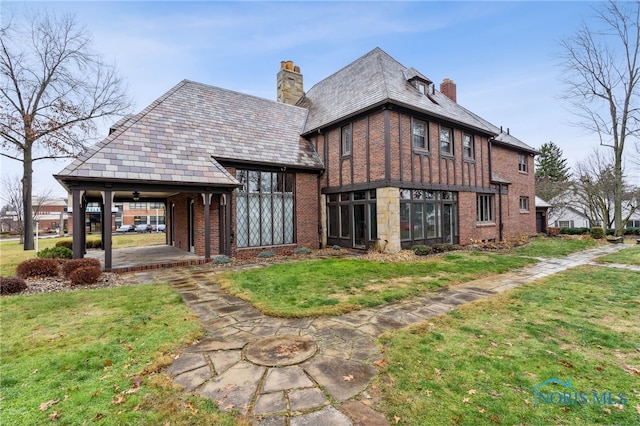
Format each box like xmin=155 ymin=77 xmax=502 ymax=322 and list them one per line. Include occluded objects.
xmin=55 ymin=48 xmax=537 ymax=269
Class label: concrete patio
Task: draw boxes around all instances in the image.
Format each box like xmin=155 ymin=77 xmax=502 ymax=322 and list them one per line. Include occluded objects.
xmin=85 ymin=244 xmax=206 ymax=272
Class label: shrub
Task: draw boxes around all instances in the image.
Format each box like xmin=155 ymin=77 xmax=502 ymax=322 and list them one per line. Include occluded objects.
xmin=62 ymin=258 xmax=102 ymax=279
xmin=623 ymin=227 xmax=640 ymax=235
xmin=86 ymin=239 xmax=102 ymax=249
xmin=332 ymin=245 xmax=341 ymax=250
xmin=294 ymin=247 xmax=312 ymax=255
xmin=212 ymin=255 xmax=232 ymax=264
xmin=257 ymin=250 xmax=275 ymax=259
xmin=16 ymin=258 xmax=59 ymax=279
xmin=411 ymin=245 xmax=433 ymax=256
xmin=590 ymin=226 xmax=605 ymax=239
xmin=1 ymin=277 xmax=27 ymax=295
xmin=560 ymin=227 xmax=590 ymax=235
xmin=69 ymin=266 xmax=102 ymax=286
xmin=55 ymin=239 xmax=73 ymax=249
xmin=37 ymin=246 xmax=72 ymax=259
xmin=432 ymin=243 xmax=457 ymax=253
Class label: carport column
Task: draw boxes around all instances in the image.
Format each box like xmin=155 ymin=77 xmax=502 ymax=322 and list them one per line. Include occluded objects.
xmin=201 ymin=193 xmax=212 ymax=260
xmin=72 ymin=189 xmax=85 ymax=259
xmin=101 ymin=191 xmax=113 ymax=270
xmin=376 ymin=187 xmax=401 ymax=253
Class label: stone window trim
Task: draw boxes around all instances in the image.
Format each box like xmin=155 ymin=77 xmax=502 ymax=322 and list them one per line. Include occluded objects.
xmin=519 ymin=196 xmax=530 ymax=212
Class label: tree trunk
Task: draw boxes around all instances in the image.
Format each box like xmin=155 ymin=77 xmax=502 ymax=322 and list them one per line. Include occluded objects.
xmin=22 ymin=147 xmax=34 ymax=251
xmin=614 ymin=147 xmax=623 ymax=237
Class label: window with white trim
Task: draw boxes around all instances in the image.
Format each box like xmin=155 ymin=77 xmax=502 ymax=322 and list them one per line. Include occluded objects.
xmin=463 ymin=133 xmax=474 ymax=159
xmin=440 ymin=127 xmax=453 ymax=155
xmin=412 ymin=119 xmax=427 ymax=150
xmin=518 ymin=153 xmax=528 ymax=172
xmin=519 ymin=196 xmax=530 ymax=212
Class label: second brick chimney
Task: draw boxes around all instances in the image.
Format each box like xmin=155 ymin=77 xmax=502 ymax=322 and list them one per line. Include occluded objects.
xmin=277 ymin=60 xmax=304 ymax=105
xmin=440 ymin=78 xmax=457 ymax=103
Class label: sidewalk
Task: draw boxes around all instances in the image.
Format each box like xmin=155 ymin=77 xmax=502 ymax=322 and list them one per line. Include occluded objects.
xmin=123 ymin=243 xmax=631 ymax=425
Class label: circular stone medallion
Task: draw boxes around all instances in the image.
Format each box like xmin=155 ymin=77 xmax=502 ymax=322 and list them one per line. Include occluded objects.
xmin=245 ymin=335 xmax=317 ymax=367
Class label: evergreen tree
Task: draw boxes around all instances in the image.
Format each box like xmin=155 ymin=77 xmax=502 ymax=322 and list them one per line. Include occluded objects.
xmin=535 ymin=142 xmax=571 ymax=182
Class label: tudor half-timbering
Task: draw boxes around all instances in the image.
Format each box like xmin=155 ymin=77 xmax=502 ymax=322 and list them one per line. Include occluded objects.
xmin=56 ymin=48 xmax=537 ymax=269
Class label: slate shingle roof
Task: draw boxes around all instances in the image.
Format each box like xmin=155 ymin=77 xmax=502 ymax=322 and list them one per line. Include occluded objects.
xmin=57 ymin=80 xmax=323 ymax=187
xmin=298 ymin=47 xmax=537 ymax=153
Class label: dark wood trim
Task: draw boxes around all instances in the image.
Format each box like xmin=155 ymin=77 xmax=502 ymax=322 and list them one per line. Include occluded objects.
xmin=72 ymin=189 xmax=83 ymax=260
xmin=366 ymin=116 xmax=371 ymax=183
xmin=398 ymin=111 xmax=403 ymax=183
xmin=322 ymin=181 xmax=500 ymax=194
xmin=203 ymin=193 xmax=211 ymax=259
xmin=384 ymin=108 xmax=391 ymax=182
xmin=103 ymin=191 xmax=113 ymax=270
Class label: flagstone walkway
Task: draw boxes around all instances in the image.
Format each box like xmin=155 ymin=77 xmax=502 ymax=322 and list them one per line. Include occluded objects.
xmin=123 ymin=243 xmax=632 ymax=425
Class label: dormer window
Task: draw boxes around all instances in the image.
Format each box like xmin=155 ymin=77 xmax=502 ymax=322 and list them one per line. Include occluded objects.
xmin=417 ymin=82 xmax=426 ymax=95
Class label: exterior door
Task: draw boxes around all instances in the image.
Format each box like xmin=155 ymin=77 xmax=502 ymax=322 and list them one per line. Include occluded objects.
xmin=353 ymin=204 xmax=366 ymax=248
xmin=442 ymin=204 xmax=454 ymax=244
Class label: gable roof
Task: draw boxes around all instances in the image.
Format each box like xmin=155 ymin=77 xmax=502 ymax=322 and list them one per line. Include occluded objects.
xmin=57 ymin=80 xmax=323 ymax=188
xmin=298 ymin=47 xmax=537 ymax=154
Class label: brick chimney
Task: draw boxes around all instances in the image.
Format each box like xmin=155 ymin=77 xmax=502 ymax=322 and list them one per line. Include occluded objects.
xmin=440 ymin=78 xmax=457 ymax=103
xmin=277 ymin=60 xmax=304 ymax=105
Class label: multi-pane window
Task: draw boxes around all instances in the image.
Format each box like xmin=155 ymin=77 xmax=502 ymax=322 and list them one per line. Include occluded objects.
xmin=149 ymin=202 xmax=164 ymax=209
xmin=477 ymin=194 xmax=494 ymax=222
xmin=341 ymin=124 xmax=352 ymax=156
xmin=519 ymin=196 xmax=530 ymax=212
xmin=627 ymin=220 xmax=640 ymax=228
xmin=236 ymin=170 xmax=295 ymax=248
xmin=327 ymin=191 xmax=377 ymax=246
xmin=400 ymin=189 xmax=457 ymax=243
xmin=129 ymin=202 xmax=146 ymax=210
xmin=412 ymin=119 xmax=427 ymax=150
xmin=518 ymin=154 xmax=528 ymax=172
xmin=558 ymin=220 xmax=574 ymax=228
xmin=440 ymin=127 xmax=453 ymax=154
xmin=463 ymin=133 xmax=474 ymax=159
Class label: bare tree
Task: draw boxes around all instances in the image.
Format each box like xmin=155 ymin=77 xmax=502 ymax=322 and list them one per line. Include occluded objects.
xmin=559 ymin=1 xmax=640 ymax=236
xmin=0 ymin=11 xmax=131 ymax=250
xmin=573 ymin=149 xmax=638 ymax=230
xmin=0 ymin=176 xmax=53 ymax=244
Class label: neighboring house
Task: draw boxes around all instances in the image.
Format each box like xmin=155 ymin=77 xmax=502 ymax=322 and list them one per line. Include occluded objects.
xmin=535 ymin=196 xmax=551 ymax=234
xmin=55 ymin=48 xmax=538 ymax=269
xmin=552 ymin=205 xmax=593 ymax=229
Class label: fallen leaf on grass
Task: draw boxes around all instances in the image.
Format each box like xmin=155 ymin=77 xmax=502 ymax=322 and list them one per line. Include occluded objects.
xmin=462 ymin=397 xmax=470 ymax=404
xmin=468 ymin=389 xmax=477 ymax=395
xmin=635 ymin=404 xmax=640 ymax=414
xmin=394 ymin=415 xmax=401 ymax=423
xmin=224 ymin=404 xmax=235 ymax=411
xmin=373 ymin=359 xmax=385 ymax=367
xmin=603 ymin=407 xmax=611 ymax=414
xmin=125 ymin=387 xmax=139 ymax=395
xmin=477 ymin=406 xmax=485 ymax=413
xmin=343 ymin=375 xmax=354 ymax=382
xmin=490 ymin=391 xmax=502 ymax=397
xmin=104 ymin=359 xmax=113 ymax=367
xmin=112 ymin=395 xmax=126 ymax=405
xmin=48 ymin=411 xmax=60 ymax=420
xmin=94 ymin=413 xmax=105 ymax=421
xmin=39 ymin=399 xmax=59 ymax=411
xmin=490 ymin=342 xmax=498 ymax=347
xmin=622 ymin=364 xmax=640 ymax=375
xmin=425 ymin=390 xmax=432 ymax=397
xmin=31 ymin=369 xmax=38 ymax=374
xmin=559 ymin=359 xmax=574 ymax=369
xmin=434 ymin=368 xmax=441 ymax=376
xmin=613 ymin=403 xmax=624 ymax=411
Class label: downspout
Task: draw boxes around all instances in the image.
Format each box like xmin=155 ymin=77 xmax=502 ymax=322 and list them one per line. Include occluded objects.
xmin=488 ymin=137 xmax=504 ymax=241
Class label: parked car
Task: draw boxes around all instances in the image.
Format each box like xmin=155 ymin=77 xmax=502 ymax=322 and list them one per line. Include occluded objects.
xmin=116 ymin=224 xmax=135 ymax=233
xmin=156 ymin=224 xmax=166 ymax=232
xmin=135 ymin=224 xmax=153 ymax=233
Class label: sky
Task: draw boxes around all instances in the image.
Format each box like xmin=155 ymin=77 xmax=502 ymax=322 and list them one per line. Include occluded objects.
xmin=1 ymin=0 xmax=638 ymax=199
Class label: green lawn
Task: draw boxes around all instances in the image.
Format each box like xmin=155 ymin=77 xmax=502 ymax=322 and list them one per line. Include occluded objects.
xmin=0 ymin=284 xmax=238 ymax=426
xmin=218 ymin=252 xmax=537 ymax=317
xmin=597 ymin=245 xmax=640 ymax=265
xmin=376 ymin=265 xmax=640 ymax=425
xmin=0 ymin=233 xmax=166 ymax=276
xmin=217 ymin=238 xmax=603 ymax=318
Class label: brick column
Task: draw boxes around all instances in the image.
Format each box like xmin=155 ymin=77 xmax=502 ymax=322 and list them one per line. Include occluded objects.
xmin=376 ymin=187 xmax=401 ymax=253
